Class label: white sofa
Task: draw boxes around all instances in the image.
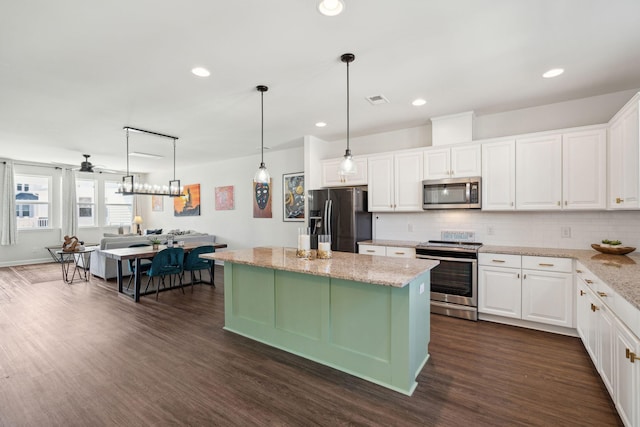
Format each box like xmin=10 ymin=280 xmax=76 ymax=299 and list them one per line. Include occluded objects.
xmin=90 ymin=232 xmax=216 ymax=279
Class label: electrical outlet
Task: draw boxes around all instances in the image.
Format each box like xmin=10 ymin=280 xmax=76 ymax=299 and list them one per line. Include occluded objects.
xmin=408 ymin=223 xmax=413 ymax=232
xmin=561 ymin=226 xmax=571 ymax=238
xmin=419 ymin=283 xmax=425 ymax=294
xmin=487 ymin=226 xmax=494 ymax=235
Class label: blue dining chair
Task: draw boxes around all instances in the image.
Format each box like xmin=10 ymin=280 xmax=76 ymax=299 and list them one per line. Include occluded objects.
xmin=126 ymin=243 xmax=153 ymax=290
xmin=183 ymin=245 xmax=215 ymax=292
xmin=146 ymin=247 xmax=184 ymax=300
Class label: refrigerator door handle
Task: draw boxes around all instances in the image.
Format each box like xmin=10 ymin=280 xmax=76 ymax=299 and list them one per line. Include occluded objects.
xmin=325 ymin=200 xmax=332 ymax=237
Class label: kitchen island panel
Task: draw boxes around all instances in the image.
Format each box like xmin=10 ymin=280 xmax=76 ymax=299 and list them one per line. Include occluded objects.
xmin=274 ymin=270 xmax=326 ymax=341
xmin=330 ymin=278 xmax=392 ymax=361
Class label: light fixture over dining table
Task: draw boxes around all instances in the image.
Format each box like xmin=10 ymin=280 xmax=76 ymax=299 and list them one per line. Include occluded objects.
xmin=118 ymin=126 xmax=183 ymax=197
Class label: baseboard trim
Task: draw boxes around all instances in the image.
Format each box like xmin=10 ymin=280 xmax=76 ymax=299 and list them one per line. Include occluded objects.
xmin=479 ymin=313 xmax=578 ymax=337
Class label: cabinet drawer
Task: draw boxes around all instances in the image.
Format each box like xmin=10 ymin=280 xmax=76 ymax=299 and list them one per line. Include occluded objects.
xmin=522 ymin=256 xmax=572 ymax=273
xmin=358 ymin=245 xmax=385 ymax=256
xmin=479 ymin=253 xmax=521 ymax=269
xmin=386 ymin=246 xmax=416 ymax=258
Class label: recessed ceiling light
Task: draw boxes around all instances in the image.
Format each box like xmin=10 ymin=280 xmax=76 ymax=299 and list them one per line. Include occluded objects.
xmin=317 ymin=0 xmax=344 ymax=16
xmin=542 ymin=68 xmax=564 ymax=78
xmin=315 ymin=122 xmax=327 ymax=127
xmin=412 ymin=98 xmax=427 ymax=107
xmin=191 ymin=67 xmax=210 ymax=77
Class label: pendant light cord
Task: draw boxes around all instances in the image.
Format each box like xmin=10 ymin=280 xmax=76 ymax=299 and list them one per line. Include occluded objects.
xmin=346 ymin=59 xmax=350 ymax=152
xmin=173 ymin=138 xmax=176 ymax=180
xmin=126 ymin=128 xmax=130 ymax=175
xmin=261 ymin=89 xmax=264 ymax=165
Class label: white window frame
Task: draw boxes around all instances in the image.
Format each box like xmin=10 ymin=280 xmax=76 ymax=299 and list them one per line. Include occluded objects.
xmin=15 ymin=174 xmax=53 ymax=230
xmin=104 ymin=180 xmax=133 ymax=227
xmin=76 ymin=178 xmax=97 ymax=227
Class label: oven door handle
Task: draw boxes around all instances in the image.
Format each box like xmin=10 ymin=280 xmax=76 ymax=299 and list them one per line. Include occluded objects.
xmin=417 ymin=255 xmax=477 ymax=263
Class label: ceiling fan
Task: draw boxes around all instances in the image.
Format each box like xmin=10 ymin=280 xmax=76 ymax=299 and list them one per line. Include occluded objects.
xmin=78 ymin=154 xmax=95 ymax=172
xmin=70 ymin=154 xmax=118 ymax=174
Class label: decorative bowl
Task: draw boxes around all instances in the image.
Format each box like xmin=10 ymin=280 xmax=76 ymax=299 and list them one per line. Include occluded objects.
xmin=591 ymin=244 xmax=636 ymax=255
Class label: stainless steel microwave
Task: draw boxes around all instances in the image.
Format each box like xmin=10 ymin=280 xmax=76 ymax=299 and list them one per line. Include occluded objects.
xmin=422 ymin=177 xmax=481 ymax=209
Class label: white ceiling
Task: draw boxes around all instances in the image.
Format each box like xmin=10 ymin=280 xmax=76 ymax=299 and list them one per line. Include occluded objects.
xmin=2 ymin=0 xmax=640 ymax=173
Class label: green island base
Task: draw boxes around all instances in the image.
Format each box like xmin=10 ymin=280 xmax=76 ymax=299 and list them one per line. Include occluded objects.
xmin=223 ymin=262 xmax=431 ymax=396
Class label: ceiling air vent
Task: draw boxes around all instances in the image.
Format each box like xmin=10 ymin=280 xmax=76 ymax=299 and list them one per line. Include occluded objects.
xmin=366 ymin=94 xmax=390 ymax=106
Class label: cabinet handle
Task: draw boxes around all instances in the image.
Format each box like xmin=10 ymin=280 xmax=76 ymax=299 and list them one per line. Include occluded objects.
xmin=616 ymin=197 xmax=624 ymax=204
xmin=517 ymin=273 xmax=520 ymax=279
xmin=597 ymin=291 xmax=607 ymax=297
xmin=576 ymin=269 xmax=583 ymax=273
xmin=510 ymin=202 xmax=514 ymax=207
xmin=492 ymin=259 xmax=506 ymax=263
xmin=557 ymin=201 xmax=561 ymax=206
xmin=523 ymin=274 xmax=527 ymax=279
xmin=591 ymin=303 xmax=599 ymax=312
xmin=564 ymin=201 xmax=568 ymax=206
xmin=585 ymin=279 xmax=593 ymax=284
xmin=451 ymin=170 xmax=454 ymax=176
xmin=579 ymin=290 xmax=586 ymax=296
xmin=366 ymin=250 xmax=375 ymax=253
xmin=626 ymin=348 xmax=630 ymax=359
xmin=632 ymin=353 xmax=637 ymax=363
xmin=394 ymin=252 xmax=405 ymax=255
xmin=538 ymin=263 xmax=554 ymax=267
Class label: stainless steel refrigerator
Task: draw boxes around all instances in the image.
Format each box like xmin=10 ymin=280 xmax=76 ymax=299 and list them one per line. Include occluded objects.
xmin=308 ymin=186 xmax=372 ymax=253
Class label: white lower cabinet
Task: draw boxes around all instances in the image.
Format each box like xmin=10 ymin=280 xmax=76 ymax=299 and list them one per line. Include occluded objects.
xmin=479 ymin=254 xmax=574 ymax=329
xmin=521 ymin=268 xmax=573 ymax=328
xmin=576 ymin=262 xmax=640 ymax=427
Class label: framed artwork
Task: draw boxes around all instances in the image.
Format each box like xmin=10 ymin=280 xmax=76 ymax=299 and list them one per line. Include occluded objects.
xmin=174 ymin=183 xmax=201 ymax=216
xmin=282 ymin=172 xmax=304 ymax=222
xmin=252 ymin=179 xmax=272 ymax=218
xmin=215 ymin=185 xmax=234 ymax=210
xmin=151 ymin=195 xmax=163 ymax=212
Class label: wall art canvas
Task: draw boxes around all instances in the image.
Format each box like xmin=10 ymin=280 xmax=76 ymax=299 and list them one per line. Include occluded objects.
xmin=252 ymin=179 xmax=272 ymax=218
xmin=283 ymin=172 xmax=304 ymax=222
xmin=215 ymin=185 xmax=234 ymax=210
xmin=174 ymin=183 xmax=201 ymax=216
xmin=151 ymin=195 xmax=163 ymax=212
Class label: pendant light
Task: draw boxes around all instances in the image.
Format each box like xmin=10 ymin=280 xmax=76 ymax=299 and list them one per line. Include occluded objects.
xmin=339 ymin=53 xmax=357 ymax=176
xmin=254 ymin=85 xmax=270 ymax=184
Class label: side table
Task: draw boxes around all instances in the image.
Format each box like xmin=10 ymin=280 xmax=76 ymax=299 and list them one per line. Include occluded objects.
xmin=55 ymin=248 xmax=96 ymax=284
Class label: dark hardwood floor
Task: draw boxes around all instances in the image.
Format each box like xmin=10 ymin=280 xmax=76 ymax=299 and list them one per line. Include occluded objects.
xmin=0 ymin=263 xmax=622 ymax=426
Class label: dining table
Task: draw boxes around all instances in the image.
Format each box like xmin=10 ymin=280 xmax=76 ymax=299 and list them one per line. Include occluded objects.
xmin=101 ymin=242 xmax=228 ymax=302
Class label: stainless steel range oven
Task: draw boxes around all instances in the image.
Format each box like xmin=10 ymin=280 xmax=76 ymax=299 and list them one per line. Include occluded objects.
xmin=415 ymin=240 xmax=482 ymax=321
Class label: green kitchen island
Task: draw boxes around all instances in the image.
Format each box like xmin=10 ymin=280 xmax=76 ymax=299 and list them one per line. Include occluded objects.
xmin=202 ymin=247 xmax=438 ymax=396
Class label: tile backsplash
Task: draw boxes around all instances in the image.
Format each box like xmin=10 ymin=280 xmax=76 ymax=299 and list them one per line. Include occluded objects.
xmin=374 ymin=210 xmax=640 ymax=249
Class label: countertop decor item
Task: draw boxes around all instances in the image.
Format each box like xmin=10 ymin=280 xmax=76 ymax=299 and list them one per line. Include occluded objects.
xmin=591 ymin=243 xmax=636 ymax=255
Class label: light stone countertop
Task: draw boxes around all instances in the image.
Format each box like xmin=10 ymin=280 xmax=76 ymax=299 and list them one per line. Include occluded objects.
xmin=481 ymin=245 xmax=640 ymax=311
xmin=357 ymin=239 xmax=422 ymax=248
xmin=204 ymin=246 xmax=438 ymax=288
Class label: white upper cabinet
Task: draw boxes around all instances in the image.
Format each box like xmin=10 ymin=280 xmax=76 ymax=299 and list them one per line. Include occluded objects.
xmin=609 ymin=93 xmax=640 ymax=209
xmin=368 ymin=151 xmax=423 ymax=212
xmin=482 ymin=139 xmax=516 ymax=210
xmin=562 ymin=128 xmax=607 ymax=210
xmin=424 ymin=144 xmax=480 ymax=180
xmin=515 ymin=134 xmax=563 ymax=210
xmin=320 ymin=157 xmax=368 ymax=188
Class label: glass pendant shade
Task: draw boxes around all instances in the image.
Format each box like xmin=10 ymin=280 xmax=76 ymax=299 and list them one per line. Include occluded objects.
xmin=338 ymin=149 xmax=357 ymax=176
xmin=254 ymin=162 xmax=271 ymax=184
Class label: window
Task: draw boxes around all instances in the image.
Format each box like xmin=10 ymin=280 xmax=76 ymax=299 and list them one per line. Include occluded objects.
xmin=76 ymin=179 xmax=96 ymax=227
xmin=15 ymin=175 xmax=51 ymax=229
xmin=104 ymin=180 xmax=133 ymax=226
